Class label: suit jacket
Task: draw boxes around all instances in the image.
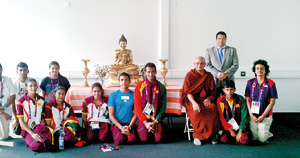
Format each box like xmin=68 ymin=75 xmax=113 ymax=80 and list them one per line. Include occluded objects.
xmin=205 ymin=45 xmax=239 ymax=88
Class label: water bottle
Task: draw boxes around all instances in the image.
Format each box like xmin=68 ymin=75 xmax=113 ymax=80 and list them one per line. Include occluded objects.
xmin=59 ymin=130 xmax=65 ymax=150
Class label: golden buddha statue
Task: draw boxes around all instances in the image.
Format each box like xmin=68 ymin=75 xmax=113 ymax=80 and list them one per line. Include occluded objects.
xmin=105 ymin=34 xmax=142 ymax=86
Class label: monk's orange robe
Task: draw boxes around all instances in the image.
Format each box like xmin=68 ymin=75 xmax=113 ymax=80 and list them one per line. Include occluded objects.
xmin=182 ymin=69 xmax=220 ymax=140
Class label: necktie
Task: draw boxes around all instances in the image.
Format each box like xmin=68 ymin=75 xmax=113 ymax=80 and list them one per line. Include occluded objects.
xmin=219 ymin=48 xmax=224 ymax=63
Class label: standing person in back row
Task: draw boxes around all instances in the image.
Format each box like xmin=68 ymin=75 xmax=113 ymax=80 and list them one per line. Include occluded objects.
xmin=40 ymin=61 xmax=71 ymax=105
xmin=13 ymin=62 xmax=41 ymax=135
xmin=205 ymin=31 xmax=239 ymax=97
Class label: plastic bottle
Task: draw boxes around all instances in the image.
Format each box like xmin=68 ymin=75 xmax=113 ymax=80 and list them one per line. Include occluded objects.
xmin=59 ymin=130 xmax=65 ymax=150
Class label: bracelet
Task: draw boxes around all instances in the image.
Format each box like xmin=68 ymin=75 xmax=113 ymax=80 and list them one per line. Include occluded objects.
xmin=262 ymin=113 xmax=267 ymax=117
xmin=121 ymin=126 xmax=123 ymax=131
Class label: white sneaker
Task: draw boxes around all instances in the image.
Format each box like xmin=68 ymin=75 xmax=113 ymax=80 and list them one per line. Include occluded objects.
xmin=194 ymin=138 xmax=202 ymax=146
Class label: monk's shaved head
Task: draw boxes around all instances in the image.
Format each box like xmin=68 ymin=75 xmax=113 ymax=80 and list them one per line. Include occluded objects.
xmin=194 ymin=56 xmax=206 ymax=72
xmin=194 ymin=56 xmax=205 ymax=63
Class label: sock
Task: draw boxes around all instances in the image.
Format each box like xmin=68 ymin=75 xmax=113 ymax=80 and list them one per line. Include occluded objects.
xmin=194 ymin=138 xmax=201 ymax=146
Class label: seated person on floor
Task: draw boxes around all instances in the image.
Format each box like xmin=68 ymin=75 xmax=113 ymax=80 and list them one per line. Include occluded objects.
xmin=217 ymin=80 xmax=250 ymax=144
xmin=181 ymin=56 xmax=220 ymax=146
xmin=45 ymin=86 xmax=85 ymax=150
xmin=0 ymin=63 xmax=16 ymax=140
xmin=108 ymin=72 xmax=139 ymax=145
xmin=17 ymin=78 xmax=52 ymax=152
xmin=135 ymin=62 xmax=167 ymax=143
xmin=82 ymin=82 xmax=112 ymax=144
xmin=245 ymin=59 xmax=278 ymax=143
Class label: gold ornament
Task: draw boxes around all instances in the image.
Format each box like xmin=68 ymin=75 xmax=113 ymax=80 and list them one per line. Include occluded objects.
xmin=81 ymin=59 xmax=90 ymax=87
xmin=159 ymin=59 xmax=168 ymax=86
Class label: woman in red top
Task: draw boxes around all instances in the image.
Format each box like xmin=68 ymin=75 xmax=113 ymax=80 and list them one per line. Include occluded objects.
xmin=82 ymin=82 xmax=111 ymax=144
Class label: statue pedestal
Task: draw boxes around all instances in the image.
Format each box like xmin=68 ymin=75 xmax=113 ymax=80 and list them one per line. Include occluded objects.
xmin=104 ymin=67 xmax=143 ymax=87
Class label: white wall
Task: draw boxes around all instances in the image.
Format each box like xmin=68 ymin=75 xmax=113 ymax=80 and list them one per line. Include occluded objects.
xmin=0 ymin=0 xmax=160 ymax=78
xmin=0 ymin=0 xmax=299 ymax=112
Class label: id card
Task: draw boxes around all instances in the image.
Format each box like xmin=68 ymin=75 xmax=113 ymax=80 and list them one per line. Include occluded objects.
xmin=251 ymin=101 xmax=260 ymax=114
xmin=228 ymin=118 xmax=239 ymax=131
xmin=90 ymin=121 xmax=100 ymax=130
xmin=31 ymin=121 xmax=37 ymax=129
xmin=143 ymin=103 xmax=154 ymax=116
xmin=121 ymin=96 xmax=129 ymax=103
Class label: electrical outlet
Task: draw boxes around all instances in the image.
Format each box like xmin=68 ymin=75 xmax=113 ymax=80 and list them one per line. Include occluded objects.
xmin=241 ymin=71 xmax=246 ymax=77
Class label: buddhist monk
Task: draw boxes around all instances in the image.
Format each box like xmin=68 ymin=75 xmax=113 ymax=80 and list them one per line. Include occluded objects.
xmin=182 ymin=56 xmax=220 ymax=146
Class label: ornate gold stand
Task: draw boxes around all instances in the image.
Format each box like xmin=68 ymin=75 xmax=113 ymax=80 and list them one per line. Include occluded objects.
xmin=159 ymin=59 xmax=168 ymax=86
xmin=82 ymin=59 xmax=90 ymax=87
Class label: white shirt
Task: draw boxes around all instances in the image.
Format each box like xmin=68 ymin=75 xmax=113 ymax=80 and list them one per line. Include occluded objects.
xmin=17 ymin=96 xmax=44 ymax=130
xmin=14 ymin=78 xmax=41 ymax=102
xmin=85 ymin=102 xmax=110 ymax=123
xmin=0 ymin=76 xmax=16 ymax=116
xmin=51 ymin=103 xmax=72 ymax=132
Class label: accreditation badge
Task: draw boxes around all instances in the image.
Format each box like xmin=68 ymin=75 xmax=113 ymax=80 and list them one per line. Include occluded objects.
xmin=251 ymin=101 xmax=260 ymax=114
xmin=31 ymin=121 xmax=37 ymax=129
xmin=143 ymin=103 xmax=154 ymax=116
xmin=90 ymin=121 xmax=100 ymax=130
xmin=228 ymin=118 xmax=239 ymax=131
xmin=121 ymin=96 xmax=129 ymax=103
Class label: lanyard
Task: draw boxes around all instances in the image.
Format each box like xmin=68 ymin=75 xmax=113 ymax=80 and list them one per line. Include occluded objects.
xmin=251 ymin=80 xmax=265 ymax=102
xmin=18 ymin=78 xmax=26 ymax=96
xmin=18 ymin=79 xmax=21 ymax=95
xmin=0 ymin=82 xmax=3 ymax=99
xmin=58 ymin=103 xmax=65 ymax=122
xmin=50 ymin=77 xmax=55 ymax=92
xmin=225 ymin=103 xmax=235 ymax=121
xmin=27 ymin=96 xmax=38 ymax=120
xmin=145 ymin=85 xmax=157 ymax=105
xmin=91 ymin=98 xmax=103 ymax=119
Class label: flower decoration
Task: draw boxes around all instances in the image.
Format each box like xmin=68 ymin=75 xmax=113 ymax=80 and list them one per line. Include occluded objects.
xmin=138 ymin=64 xmax=145 ymax=79
xmin=94 ymin=64 xmax=109 ymax=81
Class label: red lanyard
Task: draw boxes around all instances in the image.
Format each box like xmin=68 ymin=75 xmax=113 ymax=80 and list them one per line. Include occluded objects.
xmin=91 ymin=99 xmax=103 ymax=119
xmin=27 ymin=96 xmax=38 ymax=119
xmin=50 ymin=77 xmax=55 ymax=92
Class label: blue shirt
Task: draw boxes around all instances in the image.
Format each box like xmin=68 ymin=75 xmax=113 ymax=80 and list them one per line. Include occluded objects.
xmin=108 ymin=90 xmax=134 ymax=124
